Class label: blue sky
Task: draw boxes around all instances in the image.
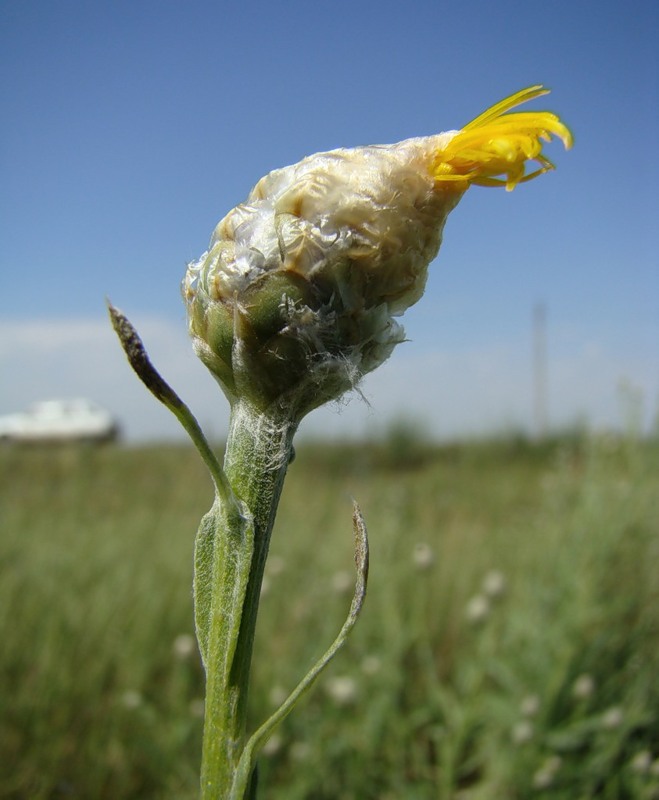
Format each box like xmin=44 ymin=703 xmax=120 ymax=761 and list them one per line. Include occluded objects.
xmin=1 ymin=0 xmax=658 ymax=440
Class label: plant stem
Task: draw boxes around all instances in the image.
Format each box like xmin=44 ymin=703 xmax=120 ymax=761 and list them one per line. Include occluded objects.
xmin=200 ymin=399 xmax=297 ymax=799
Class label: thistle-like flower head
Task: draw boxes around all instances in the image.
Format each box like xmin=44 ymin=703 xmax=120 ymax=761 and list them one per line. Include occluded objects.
xmin=184 ymin=85 xmax=571 ymax=418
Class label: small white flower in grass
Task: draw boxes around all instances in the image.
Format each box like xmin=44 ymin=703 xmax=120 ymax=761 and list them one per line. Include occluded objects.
xmin=520 ymin=695 xmax=541 ymax=718
xmin=262 ymin=734 xmax=283 ymax=757
xmin=511 ymin=720 xmax=534 ymax=744
xmin=266 ymin=554 xmax=286 ymax=576
xmin=269 ymin=685 xmax=288 ymax=707
xmin=121 ymin=690 xmax=143 ymax=709
xmin=189 ymin=698 xmax=205 ymax=717
xmin=532 ymin=770 xmax=553 ymax=790
xmin=331 ymin=570 xmax=353 ymax=595
xmin=290 ymin=741 xmax=312 ymax=762
xmin=532 ymin=756 xmax=561 ymax=789
xmin=545 ymin=756 xmax=562 ymax=771
xmin=172 ymin=633 xmax=196 ymax=659
xmin=482 ymin=569 xmax=506 ymax=598
xmin=360 ymin=655 xmax=382 ymax=676
xmin=572 ymin=673 xmax=595 ymax=700
xmin=630 ymin=750 xmax=652 ymax=774
xmin=601 ymin=706 xmax=624 ymax=729
xmin=465 ymin=594 xmax=490 ymax=624
xmin=325 ymin=675 xmax=359 ymax=706
xmin=412 ymin=542 xmax=435 ymax=571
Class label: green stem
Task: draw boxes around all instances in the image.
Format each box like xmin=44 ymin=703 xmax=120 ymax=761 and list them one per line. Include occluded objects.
xmin=200 ymin=399 xmax=297 ymax=799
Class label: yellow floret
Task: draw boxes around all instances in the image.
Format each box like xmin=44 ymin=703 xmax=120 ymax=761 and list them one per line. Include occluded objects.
xmin=432 ymin=85 xmax=573 ymax=191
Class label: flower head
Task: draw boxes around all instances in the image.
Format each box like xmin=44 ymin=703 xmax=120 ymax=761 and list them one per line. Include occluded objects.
xmin=184 ymin=86 xmax=571 ymax=417
xmin=465 ymin=594 xmax=491 ymax=624
xmin=482 ymin=569 xmax=507 ymax=598
xmin=172 ymin=633 xmax=196 ymax=659
xmin=325 ymin=675 xmax=359 ymax=706
xmin=572 ymin=673 xmax=595 ymax=700
xmin=412 ymin=542 xmax=435 ymax=571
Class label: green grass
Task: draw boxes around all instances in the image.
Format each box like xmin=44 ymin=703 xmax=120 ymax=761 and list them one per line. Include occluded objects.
xmin=1 ymin=433 xmax=658 ymax=798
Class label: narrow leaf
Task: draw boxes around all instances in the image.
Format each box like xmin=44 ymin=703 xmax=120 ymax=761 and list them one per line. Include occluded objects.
xmin=107 ymin=301 xmax=236 ymax=507
xmin=230 ymin=501 xmax=369 ymax=799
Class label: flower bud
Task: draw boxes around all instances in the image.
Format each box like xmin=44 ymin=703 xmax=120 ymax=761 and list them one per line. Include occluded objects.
xmin=183 ymin=86 xmax=571 ymax=418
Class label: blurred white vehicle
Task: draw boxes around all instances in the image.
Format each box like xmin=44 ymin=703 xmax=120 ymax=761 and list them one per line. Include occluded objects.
xmin=0 ymin=399 xmax=119 ymax=443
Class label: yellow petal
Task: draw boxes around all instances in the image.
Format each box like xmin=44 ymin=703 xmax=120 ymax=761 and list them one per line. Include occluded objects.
xmin=432 ymin=86 xmax=572 ymax=192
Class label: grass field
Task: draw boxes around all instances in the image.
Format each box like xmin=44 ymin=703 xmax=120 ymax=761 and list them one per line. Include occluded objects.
xmin=1 ymin=431 xmax=658 ymax=799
